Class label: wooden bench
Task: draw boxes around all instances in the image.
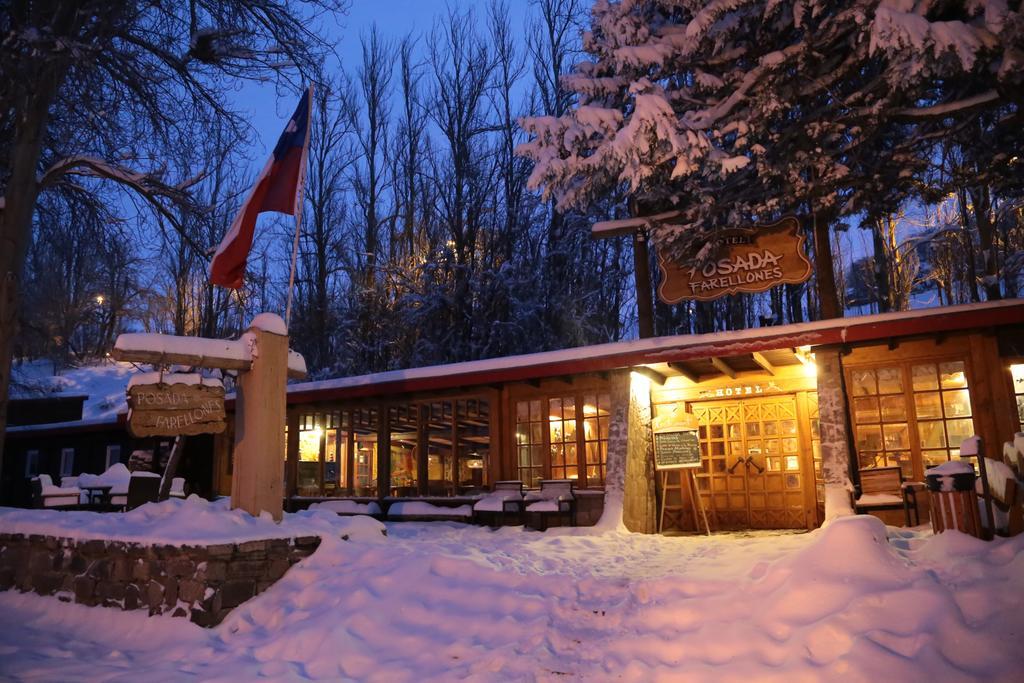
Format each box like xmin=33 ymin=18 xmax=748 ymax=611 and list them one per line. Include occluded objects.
xmin=472 ymin=480 xmax=525 ymax=526
xmin=853 ymin=466 xmax=920 ymax=526
xmin=524 ymin=479 xmax=577 ymax=531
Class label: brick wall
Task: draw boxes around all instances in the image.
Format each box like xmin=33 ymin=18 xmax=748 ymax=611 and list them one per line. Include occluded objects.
xmin=0 ymin=533 xmax=320 ymax=627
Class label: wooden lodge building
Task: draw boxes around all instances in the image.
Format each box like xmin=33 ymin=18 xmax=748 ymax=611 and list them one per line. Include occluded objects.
xmin=6 ymin=299 xmax=1024 ymax=533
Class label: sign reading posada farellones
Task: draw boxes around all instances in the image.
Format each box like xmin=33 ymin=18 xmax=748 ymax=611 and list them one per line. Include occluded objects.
xmin=657 ymin=216 xmax=812 ymax=303
xmin=126 ymin=372 xmax=227 ymax=437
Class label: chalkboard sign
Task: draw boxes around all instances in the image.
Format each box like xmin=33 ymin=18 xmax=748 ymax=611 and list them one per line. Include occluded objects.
xmin=653 ymin=430 xmax=702 ymax=470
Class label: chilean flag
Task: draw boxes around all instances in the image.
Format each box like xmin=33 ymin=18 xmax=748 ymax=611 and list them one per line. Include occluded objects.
xmin=209 ymin=88 xmax=312 ymax=289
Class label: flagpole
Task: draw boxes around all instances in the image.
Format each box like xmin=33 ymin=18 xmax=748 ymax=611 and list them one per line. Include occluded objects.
xmin=285 ymin=83 xmax=314 ymax=328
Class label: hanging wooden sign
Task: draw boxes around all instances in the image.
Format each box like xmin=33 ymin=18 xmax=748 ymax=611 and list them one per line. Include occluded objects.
xmin=657 ymin=216 xmax=812 ymax=303
xmin=126 ymin=373 xmax=227 ymax=437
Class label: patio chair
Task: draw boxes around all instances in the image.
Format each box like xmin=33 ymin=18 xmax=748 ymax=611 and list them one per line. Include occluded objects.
xmin=31 ymin=474 xmax=81 ymax=510
xmin=169 ymin=477 xmax=187 ymax=499
xmin=853 ymin=466 xmax=921 ymax=526
xmin=124 ymin=473 xmax=161 ymax=510
xmin=524 ymin=479 xmax=577 ymax=531
xmin=472 ymin=480 xmax=525 ymax=526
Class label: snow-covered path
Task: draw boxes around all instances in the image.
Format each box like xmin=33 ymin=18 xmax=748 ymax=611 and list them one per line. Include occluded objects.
xmin=1 ymin=515 xmax=1022 ymax=682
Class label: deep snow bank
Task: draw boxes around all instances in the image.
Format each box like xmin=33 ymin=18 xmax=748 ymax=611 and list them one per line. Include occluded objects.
xmin=0 ymin=514 xmax=1021 ymax=682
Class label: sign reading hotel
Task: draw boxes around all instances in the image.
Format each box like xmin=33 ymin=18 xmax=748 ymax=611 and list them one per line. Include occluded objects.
xmin=657 ymin=216 xmax=812 ymax=303
xmin=127 ymin=372 xmax=227 ymax=437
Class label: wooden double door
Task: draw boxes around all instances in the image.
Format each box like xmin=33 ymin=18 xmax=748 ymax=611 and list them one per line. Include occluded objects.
xmin=691 ymin=395 xmax=812 ymax=529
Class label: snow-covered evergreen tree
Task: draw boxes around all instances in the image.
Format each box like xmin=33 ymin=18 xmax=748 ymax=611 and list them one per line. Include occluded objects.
xmin=519 ymin=0 xmax=1023 ymax=263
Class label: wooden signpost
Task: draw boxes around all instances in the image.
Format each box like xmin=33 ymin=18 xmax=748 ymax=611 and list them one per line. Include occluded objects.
xmin=653 ymin=407 xmax=710 ymax=535
xmin=657 ymin=216 xmax=812 ymax=303
xmin=113 ymin=314 xmax=306 ymax=521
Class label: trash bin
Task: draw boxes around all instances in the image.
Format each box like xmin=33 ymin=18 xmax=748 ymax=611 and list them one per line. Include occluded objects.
xmin=925 ymin=461 xmax=981 ymax=537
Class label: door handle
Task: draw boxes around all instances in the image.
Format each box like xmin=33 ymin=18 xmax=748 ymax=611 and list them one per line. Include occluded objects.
xmin=745 ymin=456 xmax=765 ymax=474
xmin=727 ymin=459 xmax=745 ymax=474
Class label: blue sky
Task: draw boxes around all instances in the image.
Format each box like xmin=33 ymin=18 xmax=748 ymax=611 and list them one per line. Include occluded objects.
xmin=233 ymin=0 xmax=533 ymax=166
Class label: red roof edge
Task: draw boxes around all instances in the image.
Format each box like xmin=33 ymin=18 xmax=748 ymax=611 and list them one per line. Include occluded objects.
xmin=278 ymin=301 xmax=1024 ymax=405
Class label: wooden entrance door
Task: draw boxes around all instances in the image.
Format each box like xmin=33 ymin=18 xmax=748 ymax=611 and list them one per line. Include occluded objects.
xmin=692 ymin=396 xmax=809 ymax=529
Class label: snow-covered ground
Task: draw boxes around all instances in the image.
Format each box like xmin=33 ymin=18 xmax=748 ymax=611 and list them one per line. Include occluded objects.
xmin=0 ymin=504 xmax=1022 ymax=682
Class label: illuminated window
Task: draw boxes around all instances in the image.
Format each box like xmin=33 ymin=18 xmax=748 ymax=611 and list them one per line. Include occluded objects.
xmin=515 ymin=390 xmax=613 ymax=489
xmin=582 ymin=393 xmax=611 ymax=487
xmin=516 ymin=400 xmax=545 ymax=488
xmin=913 ymin=361 xmax=973 ymax=469
xmin=848 ymin=359 xmax=974 ymax=479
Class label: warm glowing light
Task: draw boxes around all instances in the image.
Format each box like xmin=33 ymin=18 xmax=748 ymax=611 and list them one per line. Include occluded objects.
xmin=95 ymin=295 xmax=104 ymax=305
xmin=803 ymin=359 xmax=819 ymax=378
xmin=583 ymin=404 xmax=597 ymax=415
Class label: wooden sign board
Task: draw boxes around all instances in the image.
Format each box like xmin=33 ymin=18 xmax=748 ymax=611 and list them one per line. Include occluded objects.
xmin=653 ymin=430 xmax=702 ymax=470
xmin=657 ymin=216 xmax=812 ymax=303
xmin=127 ymin=377 xmax=226 ymax=437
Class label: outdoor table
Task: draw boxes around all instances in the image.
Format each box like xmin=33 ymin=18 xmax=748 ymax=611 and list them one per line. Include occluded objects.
xmin=82 ymin=485 xmax=113 ymax=507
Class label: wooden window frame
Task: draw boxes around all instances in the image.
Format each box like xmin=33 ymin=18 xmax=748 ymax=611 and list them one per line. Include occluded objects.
xmin=510 ymin=385 xmax=613 ymax=490
xmin=845 ymin=354 xmax=977 ymax=482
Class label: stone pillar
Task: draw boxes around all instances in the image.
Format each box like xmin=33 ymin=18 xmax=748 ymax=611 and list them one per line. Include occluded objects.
xmin=231 ymin=317 xmax=288 ymax=521
xmin=600 ymin=370 xmax=657 ymax=533
xmin=814 ymin=346 xmax=854 ymax=520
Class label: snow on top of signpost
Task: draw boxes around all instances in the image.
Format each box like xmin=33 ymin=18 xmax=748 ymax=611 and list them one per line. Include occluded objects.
xmin=248 ymin=312 xmax=287 ymax=335
xmin=114 ymin=333 xmax=249 ymax=362
xmin=126 ymin=372 xmax=224 ymax=391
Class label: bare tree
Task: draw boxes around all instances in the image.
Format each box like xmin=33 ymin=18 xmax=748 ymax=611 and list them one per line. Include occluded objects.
xmin=0 ymin=0 xmax=343 ymax=473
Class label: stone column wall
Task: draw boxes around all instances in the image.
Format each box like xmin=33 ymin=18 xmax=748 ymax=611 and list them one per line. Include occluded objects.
xmin=0 ymin=533 xmax=320 ymax=627
xmin=815 ymin=346 xmax=854 ymax=520
xmin=603 ymin=370 xmax=657 ymax=533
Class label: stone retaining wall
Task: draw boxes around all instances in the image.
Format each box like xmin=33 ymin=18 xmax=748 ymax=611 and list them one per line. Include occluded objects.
xmin=0 ymin=533 xmax=320 ymax=627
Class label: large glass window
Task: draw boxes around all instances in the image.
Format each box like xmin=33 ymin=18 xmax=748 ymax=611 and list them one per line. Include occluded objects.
xmin=352 ymin=408 xmax=379 ymax=496
xmin=389 ymin=404 xmax=419 ymax=495
xmin=455 ymin=399 xmax=489 ymax=494
xmin=516 ymin=400 xmax=545 ymax=487
xmin=582 ymin=393 xmax=612 ymax=487
xmin=851 ymin=365 xmax=912 ymax=478
xmin=849 ymin=359 xmax=974 ymax=479
xmin=297 ymin=413 xmax=322 ymax=496
xmin=913 ymin=361 xmax=973 ymax=469
xmin=515 ymin=390 xmax=612 ymax=489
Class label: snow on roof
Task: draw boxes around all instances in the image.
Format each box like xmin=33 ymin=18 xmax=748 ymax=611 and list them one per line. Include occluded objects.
xmin=10 ymin=359 xmax=136 ymax=421
xmin=286 ymin=298 xmax=1024 ymax=402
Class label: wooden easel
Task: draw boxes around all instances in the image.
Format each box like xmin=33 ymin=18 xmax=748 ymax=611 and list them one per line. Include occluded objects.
xmin=658 ymin=467 xmax=710 ymax=535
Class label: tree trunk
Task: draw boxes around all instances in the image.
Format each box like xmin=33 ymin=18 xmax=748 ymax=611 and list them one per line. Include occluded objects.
xmin=0 ymin=73 xmax=63 ymax=482
xmin=871 ymin=220 xmax=892 ymax=312
xmin=813 ymin=211 xmax=841 ymax=320
xmin=970 ymin=185 xmax=1001 ymax=301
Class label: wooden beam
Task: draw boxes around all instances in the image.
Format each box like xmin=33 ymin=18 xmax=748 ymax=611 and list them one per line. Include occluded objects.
xmin=668 ymin=362 xmax=700 ymax=384
xmin=751 ymin=352 xmax=775 ymax=376
xmin=710 ymin=357 xmax=736 ymax=379
xmin=113 ymin=333 xmax=307 ymax=379
xmin=111 ymin=345 xmax=251 ymax=371
xmin=633 ymin=230 xmax=655 ymax=339
xmin=632 ymin=366 xmax=667 ymax=385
